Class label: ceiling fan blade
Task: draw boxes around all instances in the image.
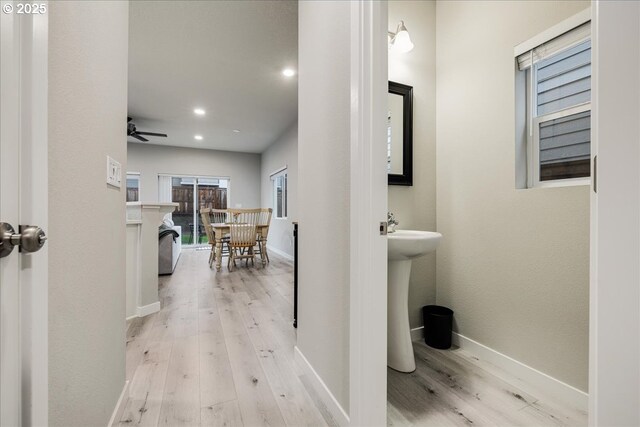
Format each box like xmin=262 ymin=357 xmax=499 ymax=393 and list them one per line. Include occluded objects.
xmin=136 ymin=131 xmax=167 ymax=137
xmin=130 ymin=133 xmax=148 ymax=142
xmin=127 ymin=116 xmax=132 ymax=122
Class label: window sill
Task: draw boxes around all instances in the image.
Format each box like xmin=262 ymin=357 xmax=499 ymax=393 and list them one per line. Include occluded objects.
xmin=528 ymin=177 xmax=591 ymax=189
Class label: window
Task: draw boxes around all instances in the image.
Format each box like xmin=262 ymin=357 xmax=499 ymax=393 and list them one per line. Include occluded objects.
xmin=271 ymin=168 xmax=287 ymax=219
xmin=159 ymin=175 xmax=229 ymax=245
xmin=126 ymin=173 xmax=140 ymax=202
xmin=516 ymin=17 xmax=591 ymax=187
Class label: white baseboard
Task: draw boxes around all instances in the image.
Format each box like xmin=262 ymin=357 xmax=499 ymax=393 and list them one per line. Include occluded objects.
xmin=294 ymin=346 xmax=349 ymax=426
xmin=267 ymin=245 xmax=294 ymax=262
xmin=452 ymin=332 xmax=588 ymax=411
xmin=136 ymin=301 xmax=160 ymax=318
xmin=125 ymin=301 xmax=160 ymax=322
xmin=410 ymin=326 xmax=587 ymax=411
xmin=108 ymin=380 xmax=129 ymax=427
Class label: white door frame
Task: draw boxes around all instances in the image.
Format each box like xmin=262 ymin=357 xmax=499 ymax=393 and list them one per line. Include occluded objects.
xmin=589 ymin=1 xmax=640 ymax=425
xmin=346 ymin=1 xmax=640 ymax=425
xmin=349 ymin=1 xmax=388 ymax=426
xmin=0 ymin=2 xmax=49 ymax=425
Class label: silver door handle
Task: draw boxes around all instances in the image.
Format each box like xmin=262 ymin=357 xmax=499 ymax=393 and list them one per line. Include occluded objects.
xmin=0 ymin=222 xmax=47 ymax=258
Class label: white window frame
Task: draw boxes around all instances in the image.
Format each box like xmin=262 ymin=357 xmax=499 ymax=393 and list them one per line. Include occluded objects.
xmin=270 ymin=167 xmax=287 ymax=220
xmin=529 ymin=100 xmax=592 ymax=189
xmin=515 ymin=9 xmax=592 ymax=189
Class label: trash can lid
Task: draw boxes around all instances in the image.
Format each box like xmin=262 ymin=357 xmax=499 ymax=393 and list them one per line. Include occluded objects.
xmin=423 ymin=305 xmax=454 ymax=316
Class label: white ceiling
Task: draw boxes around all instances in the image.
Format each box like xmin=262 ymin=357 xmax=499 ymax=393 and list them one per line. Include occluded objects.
xmin=128 ymin=1 xmax=298 ymax=153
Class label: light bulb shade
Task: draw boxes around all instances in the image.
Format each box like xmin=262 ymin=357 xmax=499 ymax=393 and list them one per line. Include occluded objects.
xmin=390 ymin=21 xmax=414 ymax=53
xmin=393 ymin=30 xmax=414 ymax=53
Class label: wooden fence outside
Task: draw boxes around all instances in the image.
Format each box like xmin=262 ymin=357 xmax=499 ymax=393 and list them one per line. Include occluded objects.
xmin=172 ymin=186 xmax=227 ymax=214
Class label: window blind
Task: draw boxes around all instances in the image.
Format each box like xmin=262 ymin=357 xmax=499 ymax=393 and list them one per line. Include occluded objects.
xmin=517 ymin=22 xmax=590 ymax=71
xmin=158 ymin=175 xmax=172 ymax=203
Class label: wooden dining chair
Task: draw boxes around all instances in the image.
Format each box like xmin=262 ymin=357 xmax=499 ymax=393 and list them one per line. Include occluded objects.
xmin=228 ymin=224 xmax=257 ymax=271
xmin=199 ymin=208 xmax=217 ymax=268
xmin=227 ymin=208 xmax=261 ymax=271
xmin=254 ymin=208 xmax=272 ymax=264
xmin=208 ymin=208 xmax=230 ymax=266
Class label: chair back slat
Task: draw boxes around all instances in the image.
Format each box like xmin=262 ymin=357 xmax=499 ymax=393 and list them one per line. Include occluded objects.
xmin=211 ymin=208 xmax=229 ymax=224
xmin=258 ymin=208 xmax=272 ymax=241
xmin=227 ymin=209 xmax=261 ymax=225
xmin=229 ymin=224 xmax=257 ymax=246
xmin=227 ymin=208 xmax=261 ymax=246
xmin=258 ymin=208 xmax=273 ymax=227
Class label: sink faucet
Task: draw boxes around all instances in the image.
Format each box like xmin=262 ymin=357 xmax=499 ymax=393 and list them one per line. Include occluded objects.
xmin=387 ymin=212 xmax=399 ymax=233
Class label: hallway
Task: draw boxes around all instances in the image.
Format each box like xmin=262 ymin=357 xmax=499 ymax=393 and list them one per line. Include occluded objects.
xmin=117 ymin=250 xmax=331 ymax=426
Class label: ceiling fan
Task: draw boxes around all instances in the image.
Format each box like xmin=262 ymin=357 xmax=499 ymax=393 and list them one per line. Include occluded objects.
xmin=127 ymin=117 xmax=167 ymax=142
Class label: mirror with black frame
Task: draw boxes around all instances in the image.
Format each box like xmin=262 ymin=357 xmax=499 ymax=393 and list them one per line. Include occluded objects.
xmin=388 ymin=81 xmax=413 ymax=186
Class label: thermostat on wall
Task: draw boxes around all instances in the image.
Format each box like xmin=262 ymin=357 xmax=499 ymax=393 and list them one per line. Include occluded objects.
xmin=107 ymin=156 xmax=122 ymax=188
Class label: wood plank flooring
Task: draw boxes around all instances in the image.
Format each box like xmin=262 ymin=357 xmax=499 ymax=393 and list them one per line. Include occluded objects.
xmin=118 ymin=249 xmax=329 ymax=427
xmin=119 ymin=248 xmax=587 ymax=427
xmin=387 ymin=341 xmax=588 ymax=426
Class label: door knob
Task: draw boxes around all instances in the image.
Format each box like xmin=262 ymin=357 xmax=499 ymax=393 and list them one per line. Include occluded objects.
xmin=0 ymin=222 xmax=47 ymax=258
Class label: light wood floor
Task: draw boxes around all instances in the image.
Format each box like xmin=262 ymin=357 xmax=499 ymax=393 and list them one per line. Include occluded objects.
xmin=119 ymin=248 xmax=587 ymax=427
xmin=118 ymin=249 xmax=332 ymax=427
xmin=388 ymin=341 xmax=588 ymax=426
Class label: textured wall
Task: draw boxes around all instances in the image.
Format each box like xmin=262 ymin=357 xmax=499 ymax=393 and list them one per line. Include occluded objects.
xmin=297 ymin=0 xmax=351 ymax=411
xmin=261 ymin=123 xmax=298 ymax=257
xmin=388 ymin=0 xmax=437 ymax=329
xmin=435 ymin=0 xmax=590 ymax=391
xmin=127 ymin=143 xmax=261 ymax=208
xmin=48 ymin=1 xmax=129 ymax=424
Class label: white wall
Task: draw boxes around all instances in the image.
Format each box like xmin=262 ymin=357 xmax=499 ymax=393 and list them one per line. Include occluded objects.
xmin=127 ymin=143 xmax=261 ymax=208
xmin=436 ymin=0 xmax=590 ymax=391
xmin=48 ymin=1 xmax=128 ymax=425
xmin=261 ymin=123 xmax=297 ymax=258
xmin=298 ymin=0 xmax=351 ymax=412
xmin=388 ymin=0 xmax=437 ymax=329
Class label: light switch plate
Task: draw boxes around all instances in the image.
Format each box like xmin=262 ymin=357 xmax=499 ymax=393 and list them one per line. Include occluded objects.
xmin=107 ymin=156 xmax=122 ymax=188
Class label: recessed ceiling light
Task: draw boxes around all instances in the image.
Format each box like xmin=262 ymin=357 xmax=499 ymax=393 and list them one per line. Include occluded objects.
xmin=194 ymin=108 xmax=206 ymax=116
xmin=233 ymin=129 xmax=240 ymax=133
xmin=282 ymin=68 xmax=296 ymax=77
xmin=194 ymin=135 xmax=203 ymax=140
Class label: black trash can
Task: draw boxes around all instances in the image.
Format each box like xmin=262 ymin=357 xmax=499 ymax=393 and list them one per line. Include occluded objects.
xmin=423 ymin=305 xmax=454 ymax=349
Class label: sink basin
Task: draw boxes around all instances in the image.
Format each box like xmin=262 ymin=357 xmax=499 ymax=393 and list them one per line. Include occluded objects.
xmin=387 ymin=230 xmax=442 ymax=372
xmin=388 ymin=230 xmax=442 ymax=261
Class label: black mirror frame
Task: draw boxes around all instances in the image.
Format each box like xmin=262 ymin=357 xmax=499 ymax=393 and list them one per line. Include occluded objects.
xmin=388 ymin=81 xmax=413 ymax=186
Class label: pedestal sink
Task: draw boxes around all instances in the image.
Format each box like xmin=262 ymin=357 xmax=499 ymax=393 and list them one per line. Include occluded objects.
xmin=388 ymin=230 xmax=442 ymax=372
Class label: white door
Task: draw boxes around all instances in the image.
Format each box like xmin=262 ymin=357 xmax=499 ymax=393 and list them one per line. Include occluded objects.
xmin=0 ymin=2 xmax=49 ymax=425
xmin=590 ymin=1 xmax=640 ymax=425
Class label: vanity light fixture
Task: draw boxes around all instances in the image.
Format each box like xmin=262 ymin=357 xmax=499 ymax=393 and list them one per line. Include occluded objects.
xmin=388 ymin=21 xmax=414 ymax=53
xmin=282 ymin=68 xmax=296 ymax=77
xmin=193 ymin=108 xmax=206 ymax=116
xmin=194 ymin=135 xmax=203 ymax=140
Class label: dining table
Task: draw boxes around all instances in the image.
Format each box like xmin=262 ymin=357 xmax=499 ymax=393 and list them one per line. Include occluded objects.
xmin=209 ymin=222 xmax=270 ymax=272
